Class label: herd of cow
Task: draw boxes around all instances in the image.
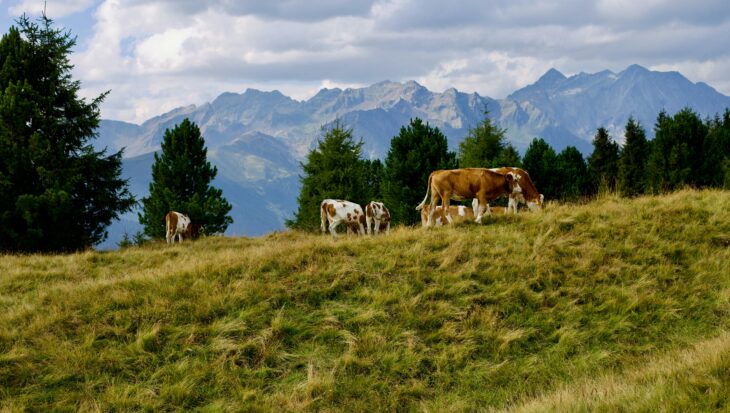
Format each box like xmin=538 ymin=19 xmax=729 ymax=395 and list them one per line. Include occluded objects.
xmin=163 ymin=167 xmax=543 ymax=243
xmin=320 ymin=167 xmax=544 ymax=239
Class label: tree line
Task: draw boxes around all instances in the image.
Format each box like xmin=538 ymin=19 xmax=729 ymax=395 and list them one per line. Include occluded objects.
xmin=288 ymin=107 xmax=730 ymax=230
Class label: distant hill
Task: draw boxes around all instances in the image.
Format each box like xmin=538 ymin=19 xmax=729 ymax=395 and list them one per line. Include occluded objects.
xmin=95 ymin=65 xmax=730 ymax=247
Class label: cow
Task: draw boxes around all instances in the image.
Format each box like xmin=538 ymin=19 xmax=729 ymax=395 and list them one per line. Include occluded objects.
xmin=165 ymin=211 xmax=192 ymax=243
xmin=416 ymin=168 xmax=520 ymax=226
xmin=320 ymin=199 xmax=366 ymax=239
xmin=420 ymin=204 xmax=475 ymax=227
xmin=365 ymin=201 xmax=391 ymax=235
xmin=489 ymin=167 xmax=544 ymax=213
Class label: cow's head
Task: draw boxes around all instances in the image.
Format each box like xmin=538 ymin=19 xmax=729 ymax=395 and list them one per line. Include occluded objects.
xmin=526 ymin=193 xmax=544 ymax=212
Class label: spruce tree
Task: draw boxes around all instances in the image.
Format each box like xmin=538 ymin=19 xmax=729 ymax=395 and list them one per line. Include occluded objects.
xmin=646 ymin=108 xmax=707 ymax=192
xmin=522 ymin=138 xmax=559 ymax=200
xmin=618 ymin=117 xmax=649 ymax=196
xmin=139 ymin=118 xmax=232 ymax=239
xmin=495 ymin=143 xmax=522 ymax=168
xmin=701 ymin=109 xmax=730 ymax=188
xmin=457 ymin=109 xmax=506 ymax=167
xmin=382 ymin=118 xmax=456 ymax=225
xmin=587 ymin=127 xmax=620 ymax=193
xmin=288 ymin=120 xmax=368 ymax=231
xmin=0 ymin=15 xmax=134 ymax=252
xmin=555 ymin=146 xmax=589 ymax=200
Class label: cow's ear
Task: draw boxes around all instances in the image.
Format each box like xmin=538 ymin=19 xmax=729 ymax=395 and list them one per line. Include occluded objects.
xmin=506 ymin=173 xmax=514 ymax=182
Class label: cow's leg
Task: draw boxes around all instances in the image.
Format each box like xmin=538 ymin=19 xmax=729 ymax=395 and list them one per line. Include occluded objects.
xmin=365 ymin=215 xmax=372 ymax=235
xmin=329 ymin=217 xmax=341 ymax=239
xmin=357 ymin=221 xmax=366 ymax=236
xmin=442 ymin=192 xmax=453 ymax=224
xmin=385 ymin=221 xmax=390 ymax=235
xmin=475 ymin=196 xmax=486 ymax=223
xmin=374 ymin=218 xmax=380 ymax=235
xmin=427 ymin=194 xmax=439 ymax=227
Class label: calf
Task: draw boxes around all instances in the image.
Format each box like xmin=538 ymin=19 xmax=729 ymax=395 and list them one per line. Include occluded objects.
xmin=320 ymin=199 xmax=366 ymax=239
xmin=420 ymin=204 xmax=475 ymax=227
xmin=165 ymin=211 xmax=192 ymax=243
xmin=365 ymin=201 xmax=391 ymax=235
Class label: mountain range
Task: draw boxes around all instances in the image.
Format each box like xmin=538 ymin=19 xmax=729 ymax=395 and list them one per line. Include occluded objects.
xmin=95 ymin=64 xmax=730 ymax=248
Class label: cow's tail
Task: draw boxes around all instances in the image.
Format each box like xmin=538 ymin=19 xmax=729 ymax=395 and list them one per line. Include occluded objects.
xmin=415 ymin=173 xmax=433 ymax=210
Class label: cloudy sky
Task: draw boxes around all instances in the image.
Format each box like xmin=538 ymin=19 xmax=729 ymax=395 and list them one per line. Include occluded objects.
xmin=2 ymin=0 xmax=729 ymax=123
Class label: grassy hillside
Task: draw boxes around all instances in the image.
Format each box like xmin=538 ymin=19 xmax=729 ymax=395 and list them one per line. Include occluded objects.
xmin=1 ymin=189 xmax=729 ymax=412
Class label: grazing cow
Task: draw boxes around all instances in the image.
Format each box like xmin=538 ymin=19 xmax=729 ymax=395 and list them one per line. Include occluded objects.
xmin=489 ymin=167 xmax=544 ymax=213
xmin=420 ymin=204 xmax=475 ymax=227
xmin=165 ymin=211 xmax=192 ymax=243
xmin=320 ymin=199 xmax=366 ymax=238
xmin=365 ymin=201 xmax=391 ymax=235
xmin=416 ymin=168 xmax=520 ymax=226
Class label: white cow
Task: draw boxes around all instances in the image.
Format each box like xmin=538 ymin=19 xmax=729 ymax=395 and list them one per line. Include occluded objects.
xmin=320 ymin=199 xmax=366 ymax=239
xmin=365 ymin=201 xmax=391 ymax=235
xmin=165 ymin=211 xmax=192 ymax=243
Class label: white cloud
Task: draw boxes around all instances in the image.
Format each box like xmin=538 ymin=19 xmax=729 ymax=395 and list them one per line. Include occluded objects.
xmin=67 ymin=0 xmax=730 ymax=123
xmin=9 ymin=0 xmax=96 ymax=17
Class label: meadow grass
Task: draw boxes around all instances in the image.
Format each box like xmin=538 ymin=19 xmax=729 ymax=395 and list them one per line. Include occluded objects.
xmin=0 ymin=189 xmax=729 ymax=412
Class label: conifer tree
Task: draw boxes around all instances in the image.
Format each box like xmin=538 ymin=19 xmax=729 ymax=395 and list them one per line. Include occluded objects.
xmin=382 ymin=118 xmax=456 ymax=225
xmin=495 ymin=144 xmax=522 ymax=168
xmin=139 ymin=118 xmax=232 ymax=239
xmin=587 ymin=127 xmax=620 ymax=193
xmin=646 ymin=108 xmax=707 ymax=192
xmin=522 ymin=138 xmax=559 ymax=200
xmin=700 ymin=109 xmax=730 ymax=188
xmin=288 ymin=120 xmax=368 ymax=231
xmin=0 ymin=15 xmax=134 ymax=252
xmin=555 ymin=146 xmax=589 ymax=200
xmin=618 ymin=117 xmax=649 ymax=196
xmin=457 ymin=109 xmax=506 ymax=167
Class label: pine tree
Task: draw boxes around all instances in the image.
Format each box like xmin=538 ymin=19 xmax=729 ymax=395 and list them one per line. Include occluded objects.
xmin=0 ymin=15 xmax=134 ymax=252
xmin=555 ymin=146 xmax=589 ymax=200
xmin=139 ymin=118 xmax=232 ymax=239
xmin=618 ymin=117 xmax=649 ymax=196
xmin=495 ymin=143 xmax=522 ymax=168
xmin=701 ymin=109 xmax=730 ymax=188
xmin=457 ymin=109 xmax=506 ymax=167
xmin=646 ymin=108 xmax=707 ymax=192
xmin=587 ymin=127 xmax=620 ymax=193
xmin=288 ymin=120 xmax=368 ymax=231
xmin=522 ymin=138 xmax=559 ymax=200
xmin=382 ymin=118 xmax=456 ymax=225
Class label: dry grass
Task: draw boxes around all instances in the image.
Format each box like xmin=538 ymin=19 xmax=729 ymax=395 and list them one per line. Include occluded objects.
xmin=0 ymin=189 xmax=729 ymax=411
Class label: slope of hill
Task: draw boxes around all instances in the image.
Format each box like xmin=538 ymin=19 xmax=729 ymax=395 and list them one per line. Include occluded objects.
xmin=93 ymin=65 xmax=730 ymax=247
xmin=2 ymin=189 xmax=729 ymax=411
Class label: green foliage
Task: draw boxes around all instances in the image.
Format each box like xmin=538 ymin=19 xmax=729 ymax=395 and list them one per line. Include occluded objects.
xmin=555 ymin=146 xmax=589 ymax=200
xmin=1 ymin=190 xmax=729 ymax=411
xmin=288 ymin=120 xmax=369 ymax=231
xmin=0 ymin=15 xmax=134 ymax=252
xmin=495 ymin=143 xmax=522 ymax=168
xmin=587 ymin=127 xmax=620 ymax=193
xmin=382 ymin=118 xmax=456 ymax=225
xmin=457 ymin=109 xmax=506 ymax=167
xmin=701 ymin=109 xmax=730 ymax=188
xmin=522 ymin=138 xmax=560 ymax=200
xmin=363 ymin=158 xmax=384 ymax=202
xmin=139 ymin=118 xmax=232 ymax=238
xmin=618 ymin=117 xmax=649 ymax=197
xmin=646 ymin=108 xmax=708 ymax=192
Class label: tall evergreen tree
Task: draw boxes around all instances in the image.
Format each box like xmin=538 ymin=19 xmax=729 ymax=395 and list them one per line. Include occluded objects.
xmin=363 ymin=158 xmax=385 ymax=202
xmin=0 ymin=15 xmax=134 ymax=252
xmin=618 ymin=117 xmax=649 ymax=196
xmin=701 ymin=109 xmax=730 ymax=188
xmin=382 ymin=118 xmax=456 ymax=225
xmin=457 ymin=109 xmax=506 ymax=167
xmin=555 ymin=146 xmax=589 ymax=200
xmin=139 ymin=118 xmax=232 ymax=239
xmin=587 ymin=127 xmax=620 ymax=193
xmin=646 ymin=108 xmax=707 ymax=192
xmin=288 ymin=120 xmax=368 ymax=231
xmin=495 ymin=143 xmax=522 ymax=168
xmin=522 ymin=138 xmax=559 ymax=200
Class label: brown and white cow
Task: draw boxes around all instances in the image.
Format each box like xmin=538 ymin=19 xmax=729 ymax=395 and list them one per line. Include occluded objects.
xmin=165 ymin=211 xmax=192 ymax=243
xmin=365 ymin=201 xmax=391 ymax=235
xmin=416 ymin=168 xmax=520 ymax=226
xmin=420 ymin=204 xmax=475 ymax=227
xmin=320 ymin=199 xmax=366 ymax=238
xmin=489 ymin=167 xmax=544 ymax=213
